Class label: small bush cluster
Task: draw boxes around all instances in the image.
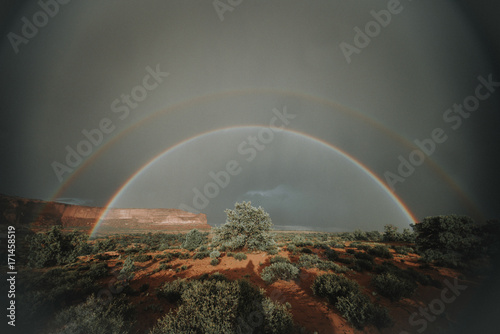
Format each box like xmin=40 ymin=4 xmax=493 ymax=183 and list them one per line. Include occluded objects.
xmin=233 ymin=253 xmax=247 ymax=261
xmin=51 ymin=294 xmax=134 ymax=334
xmin=367 ymin=245 xmax=393 ymax=259
xmin=210 ymin=258 xmax=220 ymax=266
xmin=210 ymin=250 xmax=221 ymax=259
xmin=182 ymin=229 xmax=207 ymax=251
xmin=372 ymin=272 xmax=416 ymax=301
xmin=312 ymin=274 xmax=391 ymax=330
xmin=261 ymin=262 xmax=300 ymax=284
xmin=412 ymin=215 xmax=483 ymax=268
xmin=270 ymin=255 xmax=290 ymax=264
xmin=27 ymin=226 xmax=91 ymax=268
xmin=151 ymin=277 xmax=294 ymax=333
xmin=119 ymin=257 xmax=136 ymax=281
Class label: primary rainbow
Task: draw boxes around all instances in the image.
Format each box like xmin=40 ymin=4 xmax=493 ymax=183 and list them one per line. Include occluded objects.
xmin=90 ymin=126 xmax=418 ymax=237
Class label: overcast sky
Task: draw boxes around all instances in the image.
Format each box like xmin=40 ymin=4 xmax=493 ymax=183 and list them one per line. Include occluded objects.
xmin=1 ymin=0 xmax=499 ymax=232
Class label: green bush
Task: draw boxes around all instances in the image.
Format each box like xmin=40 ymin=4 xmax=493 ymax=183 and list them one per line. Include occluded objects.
xmin=51 ymin=294 xmax=134 ymax=334
xmin=336 ymin=292 xmax=392 ymax=330
xmin=269 ymin=255 xmax=290 ymax=264
xmin=233 ymin=253 xmax=247 ymax=261
xmin=27 ymin=226 xmax=90 ymax=268
xmin=412 ymin=215 xmax=482 ymax=267
xmin=212 ymin=202 xmax=276 ymax=251
xmin=150 ymin=279 xmax=294 ymax=334
xmin=261 ymin=262 xmax=300 ymax=284
xmin=210 ymin=258 xmax=220 ymax=266
xmin=291 ymin=235 xmax=313 ymax=247
xmin=119 ymin=257 xmax=136 ymax=281
xmin=182 ymin=229 xmax=206 ymax=251
xmin=312 ymin=274 xmax=391 ymax=330
xmin=157 ymin=279 xmax=190 ymax=303
xmin=210 ymin=250 xmax=221 ymax=259
xmin=316 ymin=261 xmax=348 ymax=273
xmin=298 ymin=254 xmax=320 ymax=268
xmin=372 ymin=272 xmax=417 ymax=301
xmin=325 ymin=248 xmax=339 ymax=261
xmin=312 ymin=274 xmax=360 ymax=304
xmin=367 ymin=245 xmax=393 ymax=259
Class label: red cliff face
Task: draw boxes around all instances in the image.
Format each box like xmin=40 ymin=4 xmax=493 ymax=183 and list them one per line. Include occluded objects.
xmin=0 ymin=194 xmax=210 ymax=232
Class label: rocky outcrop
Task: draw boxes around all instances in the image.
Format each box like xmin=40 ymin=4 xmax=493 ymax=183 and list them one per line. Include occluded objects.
xmin=0 ymin=194 xmax=210 ymax=232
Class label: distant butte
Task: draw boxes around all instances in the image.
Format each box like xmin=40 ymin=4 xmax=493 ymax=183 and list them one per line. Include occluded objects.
xmin=0 ymin=194 xmax=209 ymax=234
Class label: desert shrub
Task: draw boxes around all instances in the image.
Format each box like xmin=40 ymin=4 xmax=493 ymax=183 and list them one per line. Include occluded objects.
xmin=367 ymin=245 xmax=393 ymax=259
xmin=92 ymin=238 xmax=117 ymax=253
xmin=133 ymin=254 xmax=153 ymax=262
xmin=372 ymin=272 xmax=417 ymax=301
xmin=298 ymin=254 xmax=320 ymax=268
xmin=336 ymin=292 xmax=392 ymax=329
xmin=179 ymin=252 xmax=191 ymax=259
xmin=266 ymin=248 xmax=279 ymax=255
xmin=193 ymin=251 xmax=210 ymax=260
xmin=119 ymin=257 xmax=136 ymax=280
xmin=316 ymin=261 xmax=348 ymax=273
xmin=157 ymin=279 xmax=190 ymax=303
xmin=325 ymin=248 xmax=339 ymax=261
xmin=270 ymin=255 xmax=290 ymax=264
xmin=51 ymin=295 xmax=134 ymax=334
xmin=182 ymin=229 xmax=206 ymax=251
xmin=365 ymin=231 xmax=383 ymax=242
xmin=401 ymin=228 xmax=416 ymax=243
xmin=354 ymin=251 xmax=374 ymax=262
xmin=210 ymin=250 xmax=221 ymax=259
xmin=292 ymin=235 xmax=313 ymax=247
xmin=300 ymin=247 xmax=313 ymax=254
xmin=383 ymin=224 xmax=401 ymax=242
xmin=312 ymin=274 xmax=360 ymax=304
xmin=26 ymin=226 xmax=90 ymax=268
xmin=356 ymin=244 xmax=371 ymax=251
xmin=353 ymin=229 xmax=368 ymax=241
xmin=150 ymin=279 xmax=294 ymax=334
xmin=330 ymin=241 xmax=345 ymax=248
xmin=139 ymin=283 xmax=150 ymax=293
xmin=346 ymin=249 xmax=355 ymax=255
xmin=210 ymin=258 xmax=220 ymax=266
xmin=392 ymin=245 xmax=414 ymax=255
xmin=87 ymin=262 xmax=109 ymax=280
xmin=312 ymin=274 xmax=391 ymax=330
xmin=412 ymin=215 xmax=483 ymax=267
xmin=261 ymin=262 xmax=300 ymax=284
xmin=181 ymin=265 xmax=188 ymax=270
xmin=234 ymin=253 xmax=247 ymax=261
xmin=212 ymin=202 xmax=276 ymax=251
xmin=286 ymin=244 xmax=297 ymax=252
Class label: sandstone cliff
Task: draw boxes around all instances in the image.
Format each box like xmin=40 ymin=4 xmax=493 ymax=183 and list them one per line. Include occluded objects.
xmin=0 ymin=194 xmax=210 ymax=232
